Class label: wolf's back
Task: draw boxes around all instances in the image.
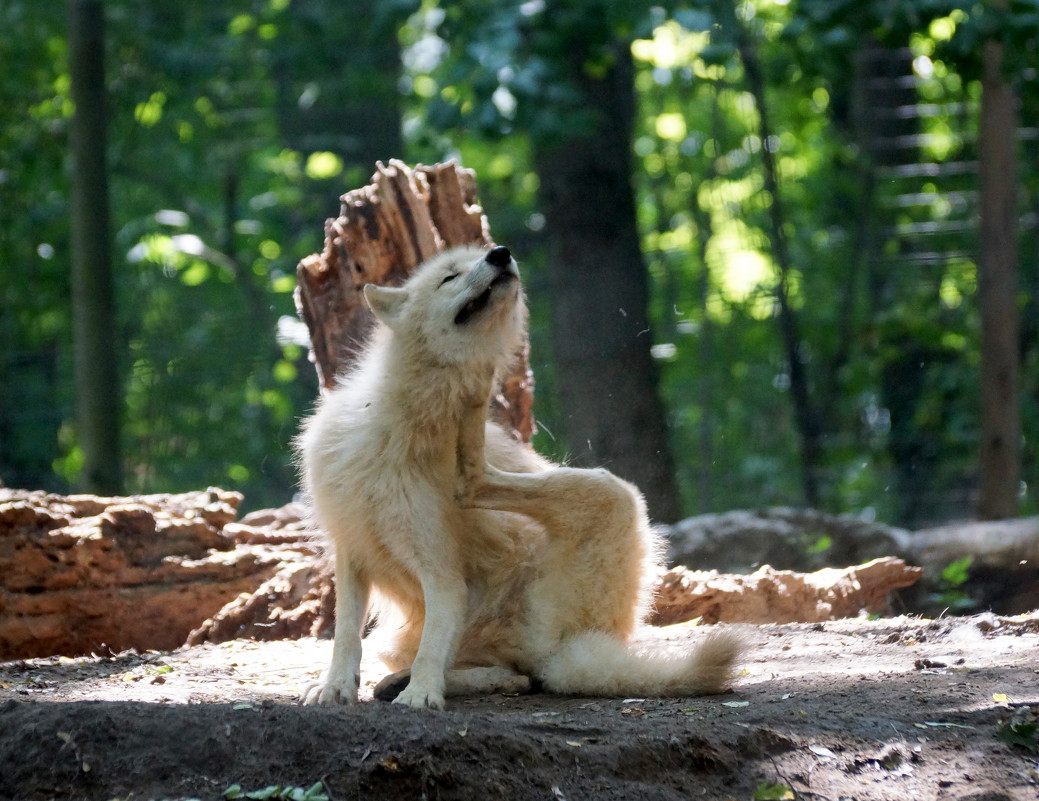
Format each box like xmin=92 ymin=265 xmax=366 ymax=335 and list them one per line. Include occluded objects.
xmin=537 ymin=629 xmax=742 ymax=698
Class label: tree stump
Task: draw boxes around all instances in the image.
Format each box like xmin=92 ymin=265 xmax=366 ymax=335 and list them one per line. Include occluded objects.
xmin=295 ymin=159 xmax=535 ymax=442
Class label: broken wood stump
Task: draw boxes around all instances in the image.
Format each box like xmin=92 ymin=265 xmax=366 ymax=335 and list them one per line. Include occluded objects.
xmin=295 ymin=159 xmax=535 ymax=442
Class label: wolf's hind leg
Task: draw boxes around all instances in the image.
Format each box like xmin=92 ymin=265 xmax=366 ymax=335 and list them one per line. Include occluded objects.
xmin=468 ymin=465 xmax=640 ymax=534
xmin=468 ymin=465 xmax=657 ymax=642
xmin=300 ymin=547 xmax=369 ymax=705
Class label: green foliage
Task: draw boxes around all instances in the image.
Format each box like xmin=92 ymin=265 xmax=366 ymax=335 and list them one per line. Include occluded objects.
xmin=224 ymin=782 xmax=328 ymax=801
xmin=804 ymin=534 xmax=833 ymax=555
xmin=0 ymin=1 xmax=399 ymax=509
xmin=2 ymin=0 xmax=1037 ymax=528
xmin=754 ymin=781 xmax=794 ymax=800
xmin=997 ymin=713 xmax=1039 ymax=753
xmin=941 ymin=555 xmax=972 ymax=586
xmin=934 ymin=555 xmax=976 ymax=611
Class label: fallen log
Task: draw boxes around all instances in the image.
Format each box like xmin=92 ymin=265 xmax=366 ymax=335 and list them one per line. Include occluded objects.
xmin=0 ymin=488 xmax=315 ymax=659
xmin=664 ymin=508 xmax=1039 ymax=614
xmin=188 ymin=527 xmax=923 ymax=643
xmin=909 ymin=516 xmax=1039 ymax=571
xmin=665 ymin=507 xmax=911 ymax=575
xmin=187 ymin=504 xmax=334 ymax=646
xmin=3 ymin=489 xmax=928 ymax=657
xmin=295 ymin=159 xmax=534 ymax=442
xmin=648 ymin=558 xmax=924 ymax=626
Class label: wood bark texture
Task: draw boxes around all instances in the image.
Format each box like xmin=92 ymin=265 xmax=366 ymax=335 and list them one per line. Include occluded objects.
xmin=667 ymin=507 xmax=1039 ymax=614
xmin=68 ymin=0 xmax=122 ymax=494
xmin=977 ymin=37 xmax=1021 ymax=520
xmin=0 ymin=488 xmax=314 ymax=659
xmin=650 ymin=558 xmax=923 ymax=626
xmin=532 ymin=44 xmax=680 ymax=522
xmin=12 ymin=491 xmax=1039 ymax=659
xmin=295 ymin=159 xmax=535 ymax=442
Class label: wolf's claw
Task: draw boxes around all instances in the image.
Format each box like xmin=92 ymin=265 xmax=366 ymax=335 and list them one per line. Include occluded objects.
xmin=299 ymin=679 xmax=359 ymax=706
xmin=392 ymin=682 xmax=445 ymax=710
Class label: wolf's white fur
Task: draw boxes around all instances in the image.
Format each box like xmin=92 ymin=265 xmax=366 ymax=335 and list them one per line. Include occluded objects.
xmin=297 ymin=245 xmax=741 ymax=709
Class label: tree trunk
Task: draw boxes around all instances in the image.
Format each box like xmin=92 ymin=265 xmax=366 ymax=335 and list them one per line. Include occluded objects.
xmin=67 ymin=0 xmax=121 ymax=494
xmin=532 ymin=43 xmax=680 ymax=523
xmin=977 ymin=37 xmax=1020 ymax=520
xmin=737 ymin=32 xmax=823 ymax=509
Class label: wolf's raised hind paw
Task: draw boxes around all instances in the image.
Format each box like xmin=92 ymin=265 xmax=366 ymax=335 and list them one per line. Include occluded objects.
xmin=373 ymin=669 xmax=411 ymax=702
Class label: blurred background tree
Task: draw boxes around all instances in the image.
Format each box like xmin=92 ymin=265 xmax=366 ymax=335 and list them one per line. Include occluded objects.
xmin=1 ymin=0 xmax=1035 ymax=526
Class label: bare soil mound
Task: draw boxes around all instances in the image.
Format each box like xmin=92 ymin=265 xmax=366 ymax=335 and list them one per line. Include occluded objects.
xmin=1 ymin=614 xmax=1037 ymax=801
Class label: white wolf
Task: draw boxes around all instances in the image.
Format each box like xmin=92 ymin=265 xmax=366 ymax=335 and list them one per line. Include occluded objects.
xmin=296 ymin=244 xmax=741 ymax=710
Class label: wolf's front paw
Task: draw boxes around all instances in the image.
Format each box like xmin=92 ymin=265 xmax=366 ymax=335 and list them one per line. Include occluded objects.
xmin=299 ymin=675 xmax=359 ymax=706
xmin=391 ymin=682 xmax=445 ymax=710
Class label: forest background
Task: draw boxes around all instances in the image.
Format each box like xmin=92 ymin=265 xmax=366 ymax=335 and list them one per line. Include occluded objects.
xmin=2 ymin=0 xmax=1037 ymax=531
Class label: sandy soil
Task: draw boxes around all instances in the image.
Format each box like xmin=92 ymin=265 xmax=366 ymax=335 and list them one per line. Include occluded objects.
xmin=1 ymin=614 xmax=1037 ymax=801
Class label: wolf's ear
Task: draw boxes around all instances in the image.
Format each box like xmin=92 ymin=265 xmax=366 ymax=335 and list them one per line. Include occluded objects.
xmin=364 ymin=283 xmax=408 ymax=327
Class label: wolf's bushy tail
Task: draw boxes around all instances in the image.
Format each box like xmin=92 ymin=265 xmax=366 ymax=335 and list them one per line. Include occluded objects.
xmin=537 ymin=629 xmax=743 ymax=697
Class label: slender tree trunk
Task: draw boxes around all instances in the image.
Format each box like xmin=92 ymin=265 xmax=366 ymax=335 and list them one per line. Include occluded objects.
xmin=692 ymin=200 xmax=715 ymax=513
xmin=686 ymin=84 xmax=723 ymax=513
xmin=68 ymin=0 xmax=121 ymax=494
xmin=533 ymin=43 xmax=680 ymax=523
xmin=977 ymin=37 xmax=1020 ymax=520
xmin=738 ymin=33 xmax=823 ymax=509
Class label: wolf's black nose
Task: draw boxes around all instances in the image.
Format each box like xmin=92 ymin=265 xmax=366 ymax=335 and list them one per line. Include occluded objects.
xmin=486 ymin=245 xmax=512 ymax=267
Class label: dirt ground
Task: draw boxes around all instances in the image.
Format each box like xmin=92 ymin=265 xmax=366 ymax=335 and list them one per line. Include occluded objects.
xmin=1 ymin=613 xmax=1037 ymax=801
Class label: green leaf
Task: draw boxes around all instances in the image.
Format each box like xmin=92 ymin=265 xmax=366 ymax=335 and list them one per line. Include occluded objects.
xmin=245 ymin=787 xmax=281 ymax=800
xmin=997 ymin=718 xmax=1039 ymax=752
xmin=940 ymin=556 xmax=972 ymax=587
xmin=302 ymin=782 xmax=329 ymax=801
xmin=754 ymin=782 xmax=794 ymax=800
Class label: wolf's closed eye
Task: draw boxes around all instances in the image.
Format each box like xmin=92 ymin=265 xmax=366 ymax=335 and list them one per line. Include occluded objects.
xmin=439 ymin=274 xmax=458 ymax=287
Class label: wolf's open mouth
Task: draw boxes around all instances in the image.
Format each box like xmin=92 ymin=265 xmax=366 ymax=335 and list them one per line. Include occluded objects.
xmin=454 ymin=272 xmax=514 ymax=325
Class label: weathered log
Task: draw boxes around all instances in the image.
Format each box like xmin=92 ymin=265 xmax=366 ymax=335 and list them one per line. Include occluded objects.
xmin=0 ymin=489 xmax=315 ymax=659
xmin=665 ymin=507 xmax=911 ymax=575
xmin=187 ymin=511 xmax=924 ymax=643
xmin=664 ymin=508 xmax=1039 ymax=614
xmin=649 ymin=557 xmax=924 ymax=626
xmin=187 ymin=503 xmax=335 ymax=645
xmin=909 ymin=517 xmax=1039 ymax=570
xmin=13 ymin=490 xmax=1025 ymax=658
xmin=186 ymin=559 xmax=334 ymax=646
xmin=295 ymin=159 xmax=534 ymax=442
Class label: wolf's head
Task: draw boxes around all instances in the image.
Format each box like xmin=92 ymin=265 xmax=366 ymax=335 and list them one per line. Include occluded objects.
xmin=363 ymin=245 xmax=526 ymax=367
